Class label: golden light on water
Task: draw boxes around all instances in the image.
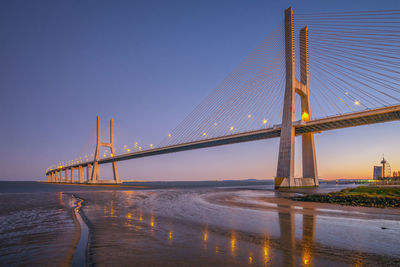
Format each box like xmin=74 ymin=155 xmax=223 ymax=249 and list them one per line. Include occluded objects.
xmin=302 ymin=246 xmax=312 ymax=266
xmin=139 ymin=210 xmax=143 ymax=222
xmin=110 ymin=206 xmax=114 ymax=217
xmin=169 ymin=230 xmax=173 ymax=240
xmin=248 ymin=253 xmax=253 ymax=264
xmin=126 ymin=213 xmax=132 ymax=220
xmin=203 ymin=230 xmax=208 ymax=242
xmin=231 ymin=232 xmax=236 ymax=255
xmin=150 ymin=216 xmax=155 ymax=228
xmin=263 ymin=238 xmax=270 ymax=265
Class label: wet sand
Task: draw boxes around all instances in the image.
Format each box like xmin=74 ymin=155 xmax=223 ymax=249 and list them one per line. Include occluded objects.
xmin=0 ymin=192 xmax=77 ymax=266
xmin=76 ymin=187 xmax=400 ymax=266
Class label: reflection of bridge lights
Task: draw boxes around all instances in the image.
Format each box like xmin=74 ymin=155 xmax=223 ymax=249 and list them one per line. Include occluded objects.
xmin=354 ymin=100 xmax=360 ymax=106
xmin=169 ymin=230 xmax=173 ymax=240
xmin=248 ymin=253 xmax=253 ymax=264
xmin=126 ymin=213 xmax=132 ymax=220
xmin=263 ymin=238 xmax=270 ymax=264
xmin=203 ymin=229 xmax=208 ymax=241
xmin=231 ymin=232 xmax=236 ymax=255
xmin=150 ymin=216 xmax=155 ymax=228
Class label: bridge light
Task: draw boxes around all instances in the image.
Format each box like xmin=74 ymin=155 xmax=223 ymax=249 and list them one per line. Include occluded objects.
xmin=345 ymin=92 xmax=349 ymax=95
xmin=139 ymin=146 xmax=142 ymax=151
xmin=111 ymin=153 xmax=114 ymax=157
xmin=248 ymin=114 xmax=251 ymax=118
xmin=214 ymin=122 xmax=218 ymax=126
xmin=262 ymin=119 xmax=268 ymax=125
xmin=127 ymin=149 xmax=130 ymax=152
xmin=150 ymin=144 xmax=154 ymax=148
xmin=230 ymin=126 xmax=234 ymax=131
xmin=354 ymin=100 xmax=360 ymax=106
xmin=301 ymin=112 xmax=310 ymax=121
xmin=203 ymin=132 xmax=207 ymax=136
xmin=168 ymin=133 xmax=171 ymax=137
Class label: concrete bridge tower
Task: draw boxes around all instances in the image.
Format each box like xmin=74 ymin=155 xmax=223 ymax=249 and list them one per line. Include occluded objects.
xmin=90 ymin=116 xmax=120 ymax=184
xmin=275 ymin=7 xmax=319 ymax=188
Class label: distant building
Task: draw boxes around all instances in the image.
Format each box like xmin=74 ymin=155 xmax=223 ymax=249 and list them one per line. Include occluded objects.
xmin=373 ymin=166 xmax=382 ymax=179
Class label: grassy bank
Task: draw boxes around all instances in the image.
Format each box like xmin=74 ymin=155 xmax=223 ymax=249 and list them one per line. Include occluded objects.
xmin=292 ymin=186 xmax=400 ymax=208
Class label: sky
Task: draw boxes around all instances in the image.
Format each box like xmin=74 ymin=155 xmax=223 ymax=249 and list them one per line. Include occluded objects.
xmin=0 ymin=0 xmax=399 ymax=181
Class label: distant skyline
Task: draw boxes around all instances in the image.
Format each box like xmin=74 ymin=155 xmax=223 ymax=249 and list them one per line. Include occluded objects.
xmin=1 ymin=0 xmax=399 ymax=181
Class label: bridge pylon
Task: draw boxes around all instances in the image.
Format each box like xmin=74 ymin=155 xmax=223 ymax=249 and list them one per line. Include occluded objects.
xmin=275 ymin=7 xmax=319 ymax=188
xmin=89 ymin=116 xmax=120 ymax=184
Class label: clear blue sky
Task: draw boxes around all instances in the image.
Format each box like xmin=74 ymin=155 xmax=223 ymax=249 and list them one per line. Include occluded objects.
xmin=1 ymin=0 xmax=399 ymax=181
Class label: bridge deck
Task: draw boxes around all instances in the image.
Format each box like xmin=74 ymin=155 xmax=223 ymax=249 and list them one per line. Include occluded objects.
xmin=47 ymin=105 xmax=400 ymax=174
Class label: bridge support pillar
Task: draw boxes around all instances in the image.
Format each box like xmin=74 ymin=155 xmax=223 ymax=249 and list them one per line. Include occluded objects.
xmin=87 ymin=164 xmax=92 ymax=183
xmin=78 ymin=166 xmax=84 ymax=183
xmin=65 ymin=168 xmax=69 ymax=183
xmin=70 ymin=168 xmax=74 ymax=183
xmin=275 ymin=7 xmax=318 ymax=188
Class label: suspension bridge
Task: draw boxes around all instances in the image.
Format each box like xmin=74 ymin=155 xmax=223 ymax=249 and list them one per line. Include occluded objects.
xmin=46 ymin=7 xmax=400 ymax=188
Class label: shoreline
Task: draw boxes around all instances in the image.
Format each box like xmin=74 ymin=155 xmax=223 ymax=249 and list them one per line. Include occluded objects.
xmin=290 ymin=186 xmax=400 ymax=208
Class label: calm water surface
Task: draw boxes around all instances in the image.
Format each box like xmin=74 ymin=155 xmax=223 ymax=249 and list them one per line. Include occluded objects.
xmin=0 ymin=181 xmax=399 ymax=266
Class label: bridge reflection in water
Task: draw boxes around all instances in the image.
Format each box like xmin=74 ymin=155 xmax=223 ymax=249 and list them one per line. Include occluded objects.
xmin=73 ymin=189 xmax=400 ymax=266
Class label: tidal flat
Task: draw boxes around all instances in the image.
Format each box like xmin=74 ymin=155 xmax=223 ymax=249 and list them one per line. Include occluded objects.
xmin=0 ymin=181 xmax=400 ymax=266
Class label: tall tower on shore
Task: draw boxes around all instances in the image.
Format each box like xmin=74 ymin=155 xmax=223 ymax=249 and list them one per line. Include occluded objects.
xmin=90 ymin=116 xmax=120 ymax=183
xmin=275 ymin=7 xmax=319 ymax=188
